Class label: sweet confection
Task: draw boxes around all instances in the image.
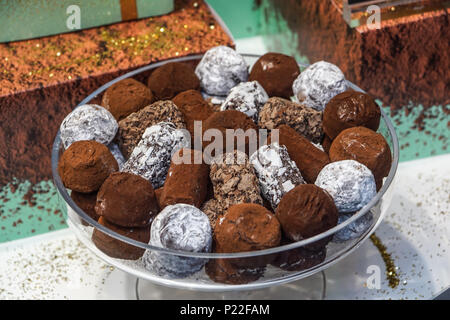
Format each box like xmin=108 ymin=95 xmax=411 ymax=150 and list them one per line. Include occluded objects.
xmin=122 ymin=122 xmax=190 ymax=188
xmin=60 ymin=104 xmax=118 ymax=149
xmin=107 ymin=143 xmax=126 ymax=170
xmin=116 ymin=100 xmax=186 ymax=158
xmin=249 ymin=52 xmax=300 ymax=99
xmin=329 ymin=127 xmax=392 ymax=190
xmin=323 ymin=91 xmax=381 ymax=140
xmin=271 ymin=125 xmax=330 ymax=183
xmin=202 ymin=110 xmax=258 ymax=157
xmin=70 ymin=191 xmax=99 ymax=223
xmin=143 ymin=204 xmax=212 ymax=278
xmin=95 ymin=172 xmax=159 ymax=227
xmin=321 ymin=135 xmax=332 ymax=154
xmin=315 ymin=160 xmax=377 ymax=213
xmin=154 ymin=187 xmax=164 ymax=209
xmin=250 ymin=143 xmax=305 ymax=210
xmin=58 ymin=140 xmax=118 ymax=193
xmin=101 ymin=78 xmax=154 ymax=121
xmin=147 ymin=62 xmax=200 ymax=100
xmin=195 ymin=46 xmax=248 ymax=96
xmin=160 ymin=148 xmax=209 ymax=209
xmin=276 ymin=184 xmax=338 ymax=248
xmin=209 ymin=151 xmax=263 ymax=215
xmin=201 ymin=199 xmax=221 ymax=230
xmin=292 ymin=61 xmax=347 ymax=111
xmin=205 ymin=256 xmax=265 ymax=285
xmin=258 ymin=97 xmax=323 ymax=143
xmin=271 ymin=238 xmax=326 ymax=271
xmin=333 ymin=212 xmax=374 ymax=243
xmin=92 ymin=217 xmax=150 ymax=260
xmin=220 ymin=81 xmax=269 ymax=122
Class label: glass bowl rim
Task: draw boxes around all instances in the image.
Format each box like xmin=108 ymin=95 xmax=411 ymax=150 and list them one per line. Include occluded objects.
xmin=51 ymin=53 xmax=399 ymax=259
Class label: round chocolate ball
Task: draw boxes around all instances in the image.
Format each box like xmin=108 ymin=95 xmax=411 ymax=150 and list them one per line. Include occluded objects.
xmin=58 ymin=140 xmax=118 ymax=193
xmin=95 ymin=172 xmax=159 ymax=227
xmin=205 ymin=257 xmax=264 ymax=285
xmin=249 ymin=52 xmax=300 ymax=99
xmin=70 ymin=191 xmax=99 ymax=223
xmin=323 ymin=91 xmax=381 ymax=139
xmin=147 ymin=62 xmax=200 ymax=100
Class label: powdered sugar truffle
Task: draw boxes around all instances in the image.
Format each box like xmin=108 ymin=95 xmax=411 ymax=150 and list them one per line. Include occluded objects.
xmin=333 ymin=212 xmax=374 ymax=242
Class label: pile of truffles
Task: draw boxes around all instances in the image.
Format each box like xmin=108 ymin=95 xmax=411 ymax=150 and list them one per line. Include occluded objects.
xmin=57 ymin=47 xmax=392 ymax=284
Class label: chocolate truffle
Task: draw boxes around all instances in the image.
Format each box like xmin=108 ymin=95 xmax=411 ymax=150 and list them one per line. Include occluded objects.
xmin=322 ymin=135 xmax=333 ymax=154
xmin=70 ymin=191 xmax=99 ymax=223
xmin=58 ymin=140 xmax=118 ymax=193
xmin=292 ymin=61 xmax=347 ymax=111
xmin=143 ymin=204 xmax=212 ymax=278
xmin=250 ymin=143 xmax=305 ymax=210
xmin=95 ymin=172 xmax=159 ymax=227
xmin=60 ymin=104 xmax=118 ymax=149
xmin=329 ymin=126 xmax=392 ymax=189
xmin=205 ymin=256 xmax=264 ymax=285
xmin=220 ymin=81 xmax=269 ymax=122
xmin=202 ymin=110 xmax=258 ymax=157
xmin=117 ymin=100 xmax=185 ymax=158
xmin=107 ymin=143 xmax=125 ymax=170
xmin=315 ymin=160 xmax=377 ymax=213
xmin=160 ymin=148 xmax=209 ymax=209
xmin=122 ymin=122 xmax=190 ymax=188
xmin=209 ymin=151 xmax=263 ymax=214
xmin=271 ymin=238 xmax=326 ymax=271
xmin=333 ymin=212 xmax=374 ymax=243
xmin=195 ymin=46 xmax=248 ymax=96
xmin=201 ymin=199 xmax=221 ymax=230
xmin=101 ymin=78 xmax=154 ymax=121
xmin=323 ymin=91 xmax=381 ymax=139
xmin=147 ymin=62 xmax=200 ymax=100
xmin=258 ymin=97 xmax=323 ymax=143
xmin=92 ymin=217 xmax=150 ymax=260
xmin=276 ymin=184 xmax=338 ymax=248
xmin=249 ymin=52 xmax=300 ymax=99
xmin=272 ymin=125 xmax=330 ymax=183
xmin=154 ymin=187 xmax=164 ymax=208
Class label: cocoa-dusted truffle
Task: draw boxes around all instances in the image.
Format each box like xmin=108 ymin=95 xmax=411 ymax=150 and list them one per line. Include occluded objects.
xmin=92 ymin=217 xmax=150 ymax=260
xmin=160 ymin=148 xmax=209 ymax=209
xmin=276 ymin=184 xmax=338 ymax=248
xmin=117 ymin=100 xmax=185 ymax=158
xmin=323 ymin=91 xmax=381 ymax=139
xmin=272 ymin=125 xmax=330 ymax=183
xmin=95 ymin=172 xmax=159 ymax=227
xmin=271 ymin=238 xmax=326 ymax=271
xmin=322 ymin=135 xmax=332 ymax=154
xmin=205 ymin=256 xmax=264 ymax=285
xmin=249 ymin=52 xmax=300 ymax=99
xmin=147 ymin=62 xmax=200 ymax=100
xmin=329 ymin=126 xmax=392 ymax=189
xmin=259 ymin=97 xmax=323 ymax=143
xmin=70 ymin=191 xmax=99 ymax=223
xmin=58 ymin=140 xmax=118 ymax=193
xmin=101 ymin=78 xmax=154 ymax=121
xmin=154 ymin=187 xmax=164 ymax=209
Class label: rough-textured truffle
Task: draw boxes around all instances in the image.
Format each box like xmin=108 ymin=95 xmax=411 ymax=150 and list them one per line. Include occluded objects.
xmin=205 ymin=256 xmax=265 ymax=285
xmin=271 ymin=238 xmax=326 ymax=271
xmin=58 ymin=140 xmax=118 ymax=193
xmin=70 ymin=191 xmax=99 ymax=224
xmin=147 ymin=62 xmax=200 ymax=100
xmin=333 ymin=212 xmax=374 ymax=243
xmin=249 ymin=52 xmax=300 ymax=99
xmin=101 ymin=78 xmax=154 ymax=121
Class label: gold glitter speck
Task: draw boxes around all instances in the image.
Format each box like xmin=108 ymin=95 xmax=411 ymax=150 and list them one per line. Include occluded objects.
xmin=370 ymin=233 xmax=400 ymax=288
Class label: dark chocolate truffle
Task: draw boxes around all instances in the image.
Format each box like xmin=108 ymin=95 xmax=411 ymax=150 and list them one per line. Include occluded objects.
xmin=329 ymin=126 xmax=392 ymax=189
xmin=249 ymin=52 xmax=300 ymax=99
xmin=95 ymin=172 xmax=159 ymax=227
xmin=92 ymin=217 xmax=150 ymax=260
xmin=147 ymin=62 xmax=200 ymax=100
xmin=322 ymin=135 xmax=333 ymax=154
xmin=58 ymin=140 xmax=118 ymax=193
xmin=205 ymin=256 xmax=264 ymax=285
xmin=276 ymin=184 xmax=338 ymax=248
xmin=101 ymin=78 xmax=154 ymax=121
xmin=70 ymin=191 xmax=99 ymax=223
xmin=323 ymin=91 xmax=381 ymax=139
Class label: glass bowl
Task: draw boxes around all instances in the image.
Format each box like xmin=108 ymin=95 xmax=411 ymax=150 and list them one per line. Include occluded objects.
xmin=51 ymin=54 xmax=399 ymax=292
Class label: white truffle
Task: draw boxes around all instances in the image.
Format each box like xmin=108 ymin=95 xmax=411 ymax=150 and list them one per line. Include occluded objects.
xmin=292 ymin=61 xmax=347 ymax=111
xmin=315 ymin=160 xmax=376 ymax=213
xmin=333 ymin=212 xmax=374 ymax=242
xmin=60 ymin=104 xmax=118 ymax=149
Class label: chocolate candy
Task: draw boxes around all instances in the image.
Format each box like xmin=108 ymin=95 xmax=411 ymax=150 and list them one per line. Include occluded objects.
xmin=205 ymin=257 xmax=264 ymax=285
xmin=143 ymin=204 xmax=212 ymax=278
xmin=95 ymin=172 xmax=159 ymax=227
xmin=220 ymin=81 xmax=269 ymax=122
xmin=271 ymin=238 xmax=326 ymax=271
xmin=249 ymin=52 xmax=300 ymax=99
xmin=117 ymin=100 xmax=185 ymax=158
xmin=201 ymin=199 xmax=221 ymax=230
xmin=329 ymin=126 xmax=392 ymax=190
xmin=292 ymin=61 xmax=347 ymax=111
xmin=107 ymin=143 xmax=125 ymax=170
xmin=70 ymin=191 xmax=99 ymax=224
xmin=258 ymin=97 xmax=323 ymax=143
xmin=323 ymin=91 xmax=381 ymax=140
xmin=60 ymin=104 xmax=118 ymax=149
xmin=250 ymin=143 xmax=305 ymax=210
xmin=58 ymin=140 xmax=118 ymax=193
xmin=195 ymin=46 xmax=248 ymax=96
xmin=315 ymin=160 xmax=377 ymax=213
xmin=333 ymin=212 xmax=374 ymax=243
xmin=101 ymin=78 xmax=154 ymax=121
xmin=122 ymin=122 xmax=190 ymax=188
